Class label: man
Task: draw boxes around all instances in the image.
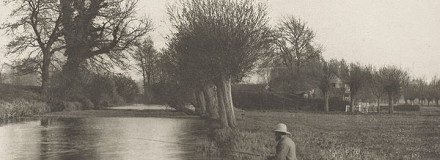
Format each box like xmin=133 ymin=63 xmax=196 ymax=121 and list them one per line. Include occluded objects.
xmin=271 ymin=123 xmax=297 ymax=160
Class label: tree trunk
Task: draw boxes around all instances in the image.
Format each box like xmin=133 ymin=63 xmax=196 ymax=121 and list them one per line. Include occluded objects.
xmin=143 ymin=85 xmax=153 ymax=103
xmin=202 ymin=83 xmax=219 ymax=120
xmin=60 ymin=56 xmax=84 ymax=99
xmin=224 ymin=76 xmax=236 ymax=128
xmin=215 ymin=75 xmax=236 ymax=128
xmin=350 ymin=95 xmax=355 ymax=112
xmin=324 ymin=91 xmax=329 ymax=112
xmin=377 ymin=97 xmax=381 ymax=113
xmin=215 ymin=80 xmax=229 ymax=128
xmin=41 ymin=53 xmax=51 ymax=96
xmin=388 ymin=93 xmax=394 ymax=114
xmin=436 ymin=99 xmax=439 ymax=107
xmin=195 ymin=89 xmax=206 ymax=116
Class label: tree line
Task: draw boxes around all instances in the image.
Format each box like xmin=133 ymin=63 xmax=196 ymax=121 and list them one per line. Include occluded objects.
xmin=1 ymin=0 xmax=152 ymax=108
xmin=1 ymin=0 xmax=436 ymax=129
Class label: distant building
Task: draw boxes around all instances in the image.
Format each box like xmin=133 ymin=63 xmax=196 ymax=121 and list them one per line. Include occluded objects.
xmin=328 ymin=73 xmax=350 ymax=101
xmin=329 ymin=74 xmax=344 ymax=89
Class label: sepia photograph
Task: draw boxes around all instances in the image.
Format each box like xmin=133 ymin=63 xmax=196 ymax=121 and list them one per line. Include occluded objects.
xmin=0 ymin=0 xmax=439 ymax=159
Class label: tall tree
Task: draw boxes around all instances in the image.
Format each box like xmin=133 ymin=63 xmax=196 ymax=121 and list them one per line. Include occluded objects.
xmin=133 ymin=38 xmax=159 ymax=102
xmin=371 ymin=69 xmax=385 ymax=112
xmin=378 ymin=66 xmax=409 ymax=114
xmin=403 ymin=80 xmax=419 ymax=105
xmin=319 ymin=61 xmax=331 ymax=112
xmin=430 ymin=77 xmax=440 ymax=106
xmin=346 ymin=63 xmax=372 ymax=112
xmin=275 ymin=17 xmax=321 ymax=74
xmin=2 ymin=0 xmax=63 ymax=94
xmin=168 ymin=0 xmax=273 ymax=128
xmin=59 ymin=0 xmax=152 ymax=96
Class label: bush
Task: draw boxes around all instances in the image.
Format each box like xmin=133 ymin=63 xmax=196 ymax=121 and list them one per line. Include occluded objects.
xmin=113 ymin=75 xmax=139 ymax=103
xmin=152 ymin=81 xmax=192 ymax=107
xmin=232 ymin=90 xmax=348 ymax=111
xmin=0 ymin=98 xmax=51 ymax=120
xmin=381 ymin=105 xmax=420 ymax=112
xmin=86 ymin=74 xmax=124 ymax=107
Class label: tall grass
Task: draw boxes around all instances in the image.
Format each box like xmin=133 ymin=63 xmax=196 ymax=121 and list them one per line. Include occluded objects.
xmin=195 ymin=107 xmax=440 ymax=159
xmin=0 ymin=98 xmax=50 ymax=120
xmin=0 ymin=84 xmax=51 ymax=120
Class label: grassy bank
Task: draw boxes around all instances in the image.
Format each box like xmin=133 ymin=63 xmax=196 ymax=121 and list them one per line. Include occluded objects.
xmin=0 ymin=84 xmax=51 ymax=120
xmin=196 ymin=107 xmax=440 ymax=160
xmin=39 ymin=108 xmax=196 ymax=118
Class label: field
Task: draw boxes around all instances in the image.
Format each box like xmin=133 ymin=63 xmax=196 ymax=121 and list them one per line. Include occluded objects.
xmin=197 ymin=106 xmax=440 ymax=160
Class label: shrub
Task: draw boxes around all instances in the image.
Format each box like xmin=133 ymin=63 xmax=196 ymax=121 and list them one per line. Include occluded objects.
xmin=113 ymin=75 xmax=139 ymax=103
xmin=152 ymin=81 xmax=192 ymax=106
xmin=86 ymin=74 xmax=124 ymax=107
xmin=381 ymin=105 xmax=420 ymax=112
xmin=0 ymin=98 xmax=50 ymax=120
xmin=232 ymin=90 xmax=348 ymax=111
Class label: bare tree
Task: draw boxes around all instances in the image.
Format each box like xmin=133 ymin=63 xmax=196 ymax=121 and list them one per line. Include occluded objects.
xmin=430 ymin=76 xmax=440 ymax=106
xmin=2 ymin=0 xmax=63 ymax=94
xmin=403 ymin=80 xmax=419 ymax=105
xmin=133 ymin=38 xmax=159 ymax=102
xmin=413 ymin=78 xmax=428 ymax=105
xmin=378 ymin=66 xmax=409 ymax=113
xmin=168 ymin=0 xmax=273 ymax=128
xmin=58 ymin=0 xmax=152 ymax=95
xmin=370 ymin=69 xmax=385 ymax=112
xmin=275 ymin=16 xmax=321 ymax=74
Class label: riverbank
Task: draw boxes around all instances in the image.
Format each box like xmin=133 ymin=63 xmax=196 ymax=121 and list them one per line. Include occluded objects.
xmin=38 ymin=109 xmax=198 ymax=119
xmin=0 ymin=84 xmax=51 ymax=120
xmin=195 ymin=106 xmax=440 ymax=160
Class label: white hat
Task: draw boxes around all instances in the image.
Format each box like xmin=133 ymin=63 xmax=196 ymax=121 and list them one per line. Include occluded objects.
xmin=273 ymin=123 xmax=290 ymax=134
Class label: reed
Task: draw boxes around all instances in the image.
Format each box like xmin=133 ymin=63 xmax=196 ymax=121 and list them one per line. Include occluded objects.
xmin=0 ymin=98 xmax=50 ymax=120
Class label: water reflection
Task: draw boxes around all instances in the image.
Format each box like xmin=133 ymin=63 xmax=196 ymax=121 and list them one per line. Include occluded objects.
xmin=0 ymin=117 xmax=203 ymax=160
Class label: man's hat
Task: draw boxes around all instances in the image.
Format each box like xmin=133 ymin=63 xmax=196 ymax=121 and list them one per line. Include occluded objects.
xmin=273 ymin=123 xmax=291 ymax=134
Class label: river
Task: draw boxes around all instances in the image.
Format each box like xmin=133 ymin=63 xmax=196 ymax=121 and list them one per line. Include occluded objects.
xmin=0 ymin=105 xmax=207 ymax=160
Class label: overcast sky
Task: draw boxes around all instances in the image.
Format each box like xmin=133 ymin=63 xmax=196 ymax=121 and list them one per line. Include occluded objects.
xmin=1 ymin=0 xmax=440 ymax=80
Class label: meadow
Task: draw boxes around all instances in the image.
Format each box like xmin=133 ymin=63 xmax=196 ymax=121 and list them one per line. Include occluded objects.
xmin=196 ymin=107 xmax=440 ymax=160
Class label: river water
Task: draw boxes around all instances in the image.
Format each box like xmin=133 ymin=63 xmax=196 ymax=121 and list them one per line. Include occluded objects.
xmin=0 ymin=106 xmax=207 ymax=160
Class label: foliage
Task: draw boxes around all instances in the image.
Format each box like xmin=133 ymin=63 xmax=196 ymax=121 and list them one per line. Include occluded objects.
xmin=113 ymin=74 xmax=139 ymax=103
xmin=379 ymin=66 xmax=409 ymax=95
xmin=381 ymin=105 xmax=420 ymax=112
xmin=232 ymin=84 xmax=347 ymax=111
xmin=151 ymin=81 xmax=192 ymax=108
xmin=86 ymin=74 xmax=124 ymax=107
xmin=2 ymin=0 xmax=64 ymax=93
xmin=167 ymin=0 xmax=274 ymax=128
xmin=58 ymin=0 xmax=152 ymax=101
xmin=133 ymin=37 xmax=161 ymax=86
xmin=0 ymin=84 xmax=50 ymax=120
xmin=0 ymin=98 xmax=50 ymax=120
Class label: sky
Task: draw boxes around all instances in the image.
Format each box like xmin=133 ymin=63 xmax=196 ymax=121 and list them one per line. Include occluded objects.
xmin=1 ymin=0 xmax=440 ymax=81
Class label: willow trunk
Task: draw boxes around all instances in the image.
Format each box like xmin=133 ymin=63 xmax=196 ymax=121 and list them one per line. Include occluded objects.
xmin=202 ymin=83 xmax=219 ymax=120
xmin=388 ymin=93 xmax=394 ymax=114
